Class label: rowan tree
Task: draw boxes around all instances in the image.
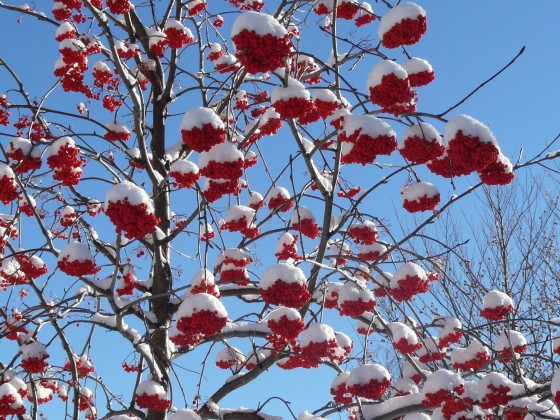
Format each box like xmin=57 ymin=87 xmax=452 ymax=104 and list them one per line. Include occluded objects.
xmin=0 ymin=1 xmax=559 ymax=420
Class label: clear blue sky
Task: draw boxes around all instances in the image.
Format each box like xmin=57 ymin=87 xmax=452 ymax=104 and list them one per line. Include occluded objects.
xmin=1 ymin=1 xmax=560 ymax=419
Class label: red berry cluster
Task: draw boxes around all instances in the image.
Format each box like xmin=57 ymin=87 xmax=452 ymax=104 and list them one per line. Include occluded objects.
xmin=200 ymin=159 xmax=244 ymax=181
xmin=53 ymin=4 xmax=72 ymax=21
xmin=220 ymin=268 xmax=249 ymax=285
xmin=441 ymin=397 xmax=470 ymax=419
xmin=58 ymin=257 xmax=101 ymax=277
xmin=438 ymin=331 xmax=463 ymax=348
xmin=273 ymin=97 xmax=312 ymax=120
xmin=346 ymin=377 xmax=391 ymax=400
xmin=188 ymin=0 xmax=206 ymax=16
xmin=106 ymin=0 xmax=131 ymax=14
xmin=355 ymin=11 xmax=376 ymax=27
xmin=368 ymin=73 xmax=416 ymax=115
xmin=191 ymin=282 xmax=220 ymax=298
xmin=0 ymin=95 xmax=10 ymax=126
xmin=268 ymin=316 xmax=305 ymax=341
xmin=389 ymin=275 xmax=429 ymax=302
xmin=60 ymin=212 xmax=76 ymax=228
xmin=102 ymin=95 xmax=123 ymax=112
xmin=408 ymin=70 xmax=435 ymax=87
xmin=339 ymin=298 xmax=375 ymax=317
xmin=422 ymin=385 xmax=465 ymax=408
xmin=399 ymin=135 xmax=445 ymax=164
xmin=204 ymin=179 xmax=244 ymax=203
xmin=357 ymin=248 xmax=387 ymax=261
xmin=170 ymin=170 xmax=200 ymax=189
xmin=314 ymin=99 xmax=339 ymax=119
xmin=275 ymin=236 xmax=301 ymax=261
xmin=177 ymin=310 xmax=227 ymax=340
xmin=47 ymin=142 xmax=83 ymax=187
xmin=232 ymin=30 xmax=291 ymax=74
xmin=135 ymin=393 xmax=171 ymax=412
xmin=268 ymin=195 xmax=293 ymax=212
xmin=165 ymin=27 xmax=194 ymax=49
xmin=337 ymin=186 xmax=361 ymax=199
xmin=292 ymin=218 xmax=319 ymax=239
xmin=447 ymin=132 xmax=499 ymax=173
xmin=92 ymin=68 xmax=112 ymax=87
xmin=419 ymin=348 xmax=447 ymax=364
xmin=479 ymin=159 xmax=515 ymax=185
xmin=342 ymin=134 xmax=397 ymax=166
xmin=297 ymin=106 xmax=321 ymax=125
xmin=502 ymin=405 xmax=528 ymax=420
xmin=330 ymin=381 xmax=353 ymax=405
xmin=381 ymin=15 xmax=427 ymax=49
xmin=498 ymin=345 xmax=527 ymax=363
xmin=451 ymin=351 xmax=491 ymax=371
xmin=260 ymin=279 xmax=311 ymax=309
xmin=300 ymin=338 xmax=339 ymax=361
xmin=392 ymin=337 xmax=422 ymax=355
xmin=479 ymin=384 xmax=511 ymax=409
xmin=403 ymin=193 xmax=440 ymax=213
xmin=347 ymin=224 xmax=378 ymax=245
xmin=105 ymin=199 xmax=160 ymax=240
xmin=426 ymin=153 xmax=470 ymax=178
xmin=18 ymin=201 xmax=34 ymax=217
xmin=220 ymin=216 xmax=260 ymax=239
xmin=0 ymin=174 xmax=19 ymax=205
xmin=21 ymin=354 xmax=49 ymax=374
xmin=480 ymin=304 xmax=514 ymax=321
xmin=76 ymin=393 xmax=93 ymax=411
xmin=336 ymin=1 xmax=359 ymax=19
xmin=181 ymin=123 xmax=226 ymax=153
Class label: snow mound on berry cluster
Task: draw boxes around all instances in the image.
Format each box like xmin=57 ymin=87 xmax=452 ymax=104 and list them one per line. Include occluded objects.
xmin=104 ymin=181 xmax=154 ymax=211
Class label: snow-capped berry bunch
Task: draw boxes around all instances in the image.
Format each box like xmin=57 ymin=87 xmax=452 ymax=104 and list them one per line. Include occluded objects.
xmin=340 ymin=114 xmax=397 ymax=165
xmin=480 ymin=290 xmax=514 ymax=321
xmin=479 ymin=154 xmax=515 ymax=185
xmin=267 ymin=186 xmax=293 ymax=212
xmin=164 ymin=19 xmax=194 ymax=49
xmin=434 ymin=316 xmax=463 ymax=348
xmin=275 ymin=232 xmax=302 ymax=261
xmin=104 ymin=181 xmax=160 ymax=240
xmin=0 ymin=259 xmax=27 ymax=286
xmin=75 ymin=387 xmax=94 ymax=411
xmin=170 ymin=159 xmax=200 ymax=189
xmin=330 ymin=372 xmax=353 ymax=404
xmin=20 ymin=341 xmax=50 ymax=374
xmin=57 ymin=242 xmax=100 ymax=277
xmin=15 ymin=253 xmax=48 ymax=279
xmin=248 ymin=191 xmax=265 ymax=210
xmin=46 ymin=136 xmax=83 ymax=186
xmin=59 ymin=205 xmax=76 ymax=227
xmin=203 ymin=178 xmax=247 ymax=203
xmin=92 ymin=61 xmax=112 ymax=86
xmin=445 ymin=115 xmax=501 ymax=174
xmin=106 ymin=0 xmax=131 ymax=15
xmin=231 ymin=12 xmax=292 ymax=74
xmin=86 ymin=199 xmax=103 ymax=217
xmin=199 ymin=222 xmax=215 ymax=242
xmin=347 ymin=220 xmax=378 ymax=245
xmin=271 ymin=78 xmax=312 ymax=120
xmin=187 ymin=0 xmax=206 ymax=16
xmin=401 ymin=181 xmax=440 ymax=213
xmin=299 ymin=322 xmax=339 ymax=362
xmin=259 ymin=263 xmax=311 ymax=309
xmin=199 ymin=141 xmax=244 ymax=181
xmin=18 ymin=195 xmax=36 ymax=217
xmin=358 ymin=242 xmax=389 ymax=263
xmin=176 ymin=293 xmax=228 ymax=346
xmin=0 ymin=163 xmax=19 ymax=205
xmin=378 ymin=2 xmax=427 ymax=49
xmin=180 ymin=107 xmax=226 ymax=152
xmin=346 ymin=363 xmax=392 ymax=400
xmin=215 ymin=346 xmax=245 ymax=371
xmin=421 ymin=369 xmax=465 ymax=407
xmin=387 ymin=322 xmax=421 ymax=355
xmin=190 ymin=269 xmax=220 ymax=298
xmin=0 ymin=382 xmax=26 ymax=416
xmin=104 ymin=121 xmax=131 ymax=142
xmin=338 ymin=281 xmax=375 ymax=317
xmin=6 ymin=137 xmax=42 ymax=174
xmin=418 ymin=336 xmax=446 ymax=363
xmin=399 ymin=122 xmax=444 ymax=164
xmin=267 ymin=306 xmax=305 ymax=343
xmin=450 ymin=340 xmax=491 ymax=371
xmin=367 ymin=60 xmax=416 ymax=115
xmin=215 ymin=248 xmax=252 ymax=285
xmin=313 ymin=89 xmax=340 ymax=119
xmin=478 ymin=373 xmax=522 ymax=409
xmin=117 ymin=266 xmax=138 ymax=296
xmin=372 ymin=271 xmax=392 ymax=297
xmin=290 ymin=206 xmax=319 ymax=239
xmin=402 ymin=57 xmax=435 ymax=87
xmin=314 ymin=282 xmax=343 ymax=309
xmin=389 ymin=262 xmax=429 ymax=301
xmin=494 ymin=330 xmax=527 ymax=363
xmin=219 ymin=205 xmax=259 ymax=238
xmin=147 ymin=27 xmax=167 ymax=57
xmin=134 ymin=380 xmax=171 ymax=412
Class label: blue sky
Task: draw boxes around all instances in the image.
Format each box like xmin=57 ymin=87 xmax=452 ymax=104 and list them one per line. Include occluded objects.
xmin=1 ymin=1 xmax=560 ymax=419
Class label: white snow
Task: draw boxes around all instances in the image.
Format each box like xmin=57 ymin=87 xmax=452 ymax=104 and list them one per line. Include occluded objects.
xmin=199 ymin=141 xmax=243 ymax=166
xmin=402 ymin=57 xmax=433 ymax=75
xmin=271 ymin=78 xmax=310 ymax=102
xmin=400 ymin=122 xmax=442 ymax=148
xmin=494 ymin=330 xmax=527 ymax=351
xmin=231 ymin=11 xmax=288 ymax=38
xmin=342 ymin=114 xmax=396 ymax=139
xmin=347 ymin=363 xmax=391 ymax=386
xmin=391 ymin=262 xmax=427 ymax=287
xmin=57 ymin=242 xmax=95 ymax=263
xmin=422 ymin=369 xmax=463 ymax=394
xmin=338 ymin=281 xmax=374 ymax=307
xmin=387 ymin=322 xmax=418 ymax=345
xmin=482 ymin=289 xmax=513 ymax=310
xmin=170 ymin=159 xmax=199 ymax=175
xmin=180 ymin=107 xmax=224 ymax=131
xmin=135 ymin=379 xmax=168 ymax=398
xmin=445 ymin=114 xmax=498 ymax=145
xmin=300 ymin=322 xmax=336 ymax=347
xmin=267 ymin=186 xmax=290 ymax=201
xmin=47 ymin=136 xmax=77 ymax=157
xmin=268 ymin=306 xmax=301 ymax=322
xmin=401 ymin=182 xmax=439 ymax=201
xmin=290 ymin=206 xmax=315 ymax=223
xmin=170 ymin=409 xmax=202 ymax=420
